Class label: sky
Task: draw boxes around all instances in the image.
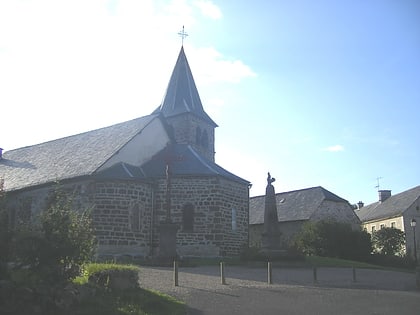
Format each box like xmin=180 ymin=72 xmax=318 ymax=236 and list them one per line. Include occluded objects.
xmin=1 ymin=0 xmax=419 ymax=205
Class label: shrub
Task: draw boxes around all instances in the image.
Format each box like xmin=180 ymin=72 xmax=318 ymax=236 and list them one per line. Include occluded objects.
xmin=294 ymin=220 xmax=372 ymax=261
xmin=371 ymin=227 xmax=406 ymax=256
xmin=3 ymin=186 xmax=96 ymax=285
xmin=84 ymin=263 xmax=140 ymax=291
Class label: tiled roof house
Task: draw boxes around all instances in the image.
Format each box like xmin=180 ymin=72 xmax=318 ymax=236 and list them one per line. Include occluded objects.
xmin=249 ymin=186 xmax=360 ymax=247
xmin=355 ymin=186 xmax=420 ymax=257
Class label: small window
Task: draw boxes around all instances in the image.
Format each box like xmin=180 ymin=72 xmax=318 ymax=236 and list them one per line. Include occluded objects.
xmin=380 ymin=224 xmax=385 ymax=229
xmin=182 ymin=204 xmax=194 ymax=232
xmin=371 ymin=226 xmax=376 ymax=233
xmin=391 ymin=222 xmax=396 ymax=228
xmin=201 ymin=130 xmax=209 ymax=148
xmin=196 ymin=127 xmax=202 ymax=145
xmin=131 ymin=204 xmax=141 ymax=231
xmin=231 ymin=208 xmax=237 ymax=231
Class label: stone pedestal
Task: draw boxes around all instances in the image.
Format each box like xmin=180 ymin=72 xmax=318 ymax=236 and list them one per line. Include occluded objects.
xmin=158 ymin=223 xmax=178 ymax=264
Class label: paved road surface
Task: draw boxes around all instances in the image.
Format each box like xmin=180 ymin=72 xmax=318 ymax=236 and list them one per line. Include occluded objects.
xmin=139 ymin=266 xmax=420 ymax=315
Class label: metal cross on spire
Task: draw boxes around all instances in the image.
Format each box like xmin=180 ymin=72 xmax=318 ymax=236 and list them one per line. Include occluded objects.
xmin=178 ymin=25 xmax=188 ymax=46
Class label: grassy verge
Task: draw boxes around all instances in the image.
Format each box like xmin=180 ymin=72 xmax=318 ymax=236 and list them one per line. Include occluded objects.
xmin=305 ymin=256 xmax=382 ymax=269
xmin=72 ymin=263 xmax=186 ymax=315
xmin=74 ymin=286 xmax=185 ymax=315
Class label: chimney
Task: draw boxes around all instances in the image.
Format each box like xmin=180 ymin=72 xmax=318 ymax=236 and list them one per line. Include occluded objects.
xmin=357 ymin=201 xmax=364 ymax=209
xmin=378 ymin=190 xmax=391 ymax=202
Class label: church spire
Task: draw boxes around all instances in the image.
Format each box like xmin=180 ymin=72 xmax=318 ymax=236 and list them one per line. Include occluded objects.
xmin=155 ymin=46 xmax=217 ymax=127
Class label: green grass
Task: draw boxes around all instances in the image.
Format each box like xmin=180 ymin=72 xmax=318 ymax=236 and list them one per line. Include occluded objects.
xmin=72 ymin=263 xmax=186 ymax=315
xmin=304 ymin=256 xmax=382 ymax=269
xmin=74 ymin=286 xmax=185 ymax=315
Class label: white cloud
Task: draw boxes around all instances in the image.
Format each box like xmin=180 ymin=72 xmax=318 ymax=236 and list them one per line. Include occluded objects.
xmin=193 ymin=0 xmax=222 ymax=19
xmin=325 ymin=145 xmax=345 ymax=152
xmin=189 ymin=46 xmax=257 ymax=84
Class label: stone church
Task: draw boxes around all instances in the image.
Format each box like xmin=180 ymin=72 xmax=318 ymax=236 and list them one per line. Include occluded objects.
xmin=0 ymin=46 xmax=250 ymax=258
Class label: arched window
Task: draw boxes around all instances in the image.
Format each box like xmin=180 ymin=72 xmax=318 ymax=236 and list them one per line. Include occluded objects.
xmin=196 ymin=127 xmax=202 ymax=145
xmin=231 ymin=208 xmax=237 ymax=231
xmin=130 ymin=203 xmax=141 ymax=231
xmin=201 ymin=130 xmax=209 ymax=148
xmin=182 ymin=204 xmax=194 ymax=232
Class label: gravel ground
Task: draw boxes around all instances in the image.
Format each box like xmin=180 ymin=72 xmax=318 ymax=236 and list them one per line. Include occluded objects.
xmin=139 ymin=266 xmax=420 ymax=315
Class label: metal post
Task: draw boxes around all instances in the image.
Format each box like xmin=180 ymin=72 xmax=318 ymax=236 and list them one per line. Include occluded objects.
xmin=414 ymin=225 xmax=418 ymax=265
xmin=220 ymin=262 xmax=226 ymax=285
xmin=313 ymin=267 xmax=318 ymax=284
xmin=352 ymin=267 xmax=357 ymax=282
xmin=173 ymin=260 xmax=178 ymax=287
xmin=268 ymin=261 xmax=272 ymax=284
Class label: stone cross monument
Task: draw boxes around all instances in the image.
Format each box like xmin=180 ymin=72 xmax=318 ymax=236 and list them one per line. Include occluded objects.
xmin=261 ymin=172 xmax=284 ymax=258
xmin=158 ymin=145 xmax=179 ymax=264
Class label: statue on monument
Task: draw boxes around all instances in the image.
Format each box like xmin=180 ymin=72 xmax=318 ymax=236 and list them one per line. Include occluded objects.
xmin=261 ymin=172 xmax=284 ymax=257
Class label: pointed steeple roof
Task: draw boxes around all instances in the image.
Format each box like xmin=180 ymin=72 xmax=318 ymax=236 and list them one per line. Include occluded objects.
xmin=154 ymin=47 xmax=218 ymax=127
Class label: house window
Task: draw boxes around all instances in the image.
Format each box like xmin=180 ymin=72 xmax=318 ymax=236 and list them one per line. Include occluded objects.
xmin=231 ymin=208 xmax=237 ymax=231
xmin=201 ymin=130 xmax=209 ymax=148
xmin=371 ymin=226 xmax=376 ymax=233
xmin=380 ymin=224 xmax=385 ymax=229
xmin=196 ymin=127 xmax=202 ymax=145
xmin=182 ymin=204 xmax=194 ymax=232
xmin=391 ymin=222 xmax=396 ymax=228
xmin=130 ymin=203 xmax=141 ymax=231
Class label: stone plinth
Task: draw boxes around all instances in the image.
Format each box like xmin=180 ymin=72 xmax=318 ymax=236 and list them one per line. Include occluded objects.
xmin=158 ymin=223 xmax=179 ymax=264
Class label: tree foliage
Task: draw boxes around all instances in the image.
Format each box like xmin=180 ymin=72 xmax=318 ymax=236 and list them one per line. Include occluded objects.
xmin=294 ymin=220 xmax=372 ymax=261
xmin=1 ymin=186 xmax=96 ymax=284
xmin=371 ymin=227 xmax=406 ymax=256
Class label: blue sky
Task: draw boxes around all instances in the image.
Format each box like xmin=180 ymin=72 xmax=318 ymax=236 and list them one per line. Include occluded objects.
xmin=1 ymin=0 xmax=419 ymax=205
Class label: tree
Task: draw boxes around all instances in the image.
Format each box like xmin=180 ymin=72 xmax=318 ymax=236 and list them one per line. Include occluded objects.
xmin=294 ymin=220 xmax=372 ymax=261
xmin=7 ymin=186 xmax=96 ymax=284
xmin=371 ymin=227 xmax=406 ymax=256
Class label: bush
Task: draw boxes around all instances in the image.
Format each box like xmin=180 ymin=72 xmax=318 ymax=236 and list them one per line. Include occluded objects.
xmin=294 ymin=220 xmax=372 ymax=261
xmin=371 ymin=227 xmax=406 ymax=256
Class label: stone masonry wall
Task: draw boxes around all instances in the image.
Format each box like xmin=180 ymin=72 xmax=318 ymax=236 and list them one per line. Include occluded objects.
xmin=93 ymin=180 xmax=153 ymax=256
xmin=5 ymin=175 xmax=249 ymax=258
xmin=166 ymin=114 xmax=215 ymax=162
xmin=152 ymin=176 xmax=248 ymax=257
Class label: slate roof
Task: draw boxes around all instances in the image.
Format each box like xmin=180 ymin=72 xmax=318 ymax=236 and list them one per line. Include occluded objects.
xmin=95 ymin=144 xmax=249 ymax=185
xmin=153 ymin=47 xmax=217 ymax=127
xmin=0 ymin=115 xmax=158 ymax=191
xmin=355 ymin=185 xmax=420 ymax=223
xmin=249 ymin=186 xmax=349 ymax=225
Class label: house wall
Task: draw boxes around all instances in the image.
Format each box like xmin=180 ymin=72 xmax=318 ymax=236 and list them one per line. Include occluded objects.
xmin=362 ymin=216 xmax=405 ymax=234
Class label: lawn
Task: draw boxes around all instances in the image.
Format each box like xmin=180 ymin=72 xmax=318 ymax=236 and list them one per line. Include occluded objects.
xmin=73 ymin=286 xmax=185 ymax=315
xmin=71 ymin=263 xmax=186 ymax=315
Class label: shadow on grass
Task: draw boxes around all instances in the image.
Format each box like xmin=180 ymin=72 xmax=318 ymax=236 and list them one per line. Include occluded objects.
xmin=75 ymin=287 xmax=186 ymax=315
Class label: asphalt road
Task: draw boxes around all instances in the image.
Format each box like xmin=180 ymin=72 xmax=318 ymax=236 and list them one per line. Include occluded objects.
xmin=139 ymin=265 xmax=420 ymax=315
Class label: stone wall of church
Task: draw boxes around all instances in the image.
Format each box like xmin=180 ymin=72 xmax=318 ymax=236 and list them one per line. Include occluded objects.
xmin=166 ymin=114 xmax=215 ymax=162
xmin=5 ymin=176 xmax=249 ymax=258
xmin=4 ymin=180 xmax=95 ymax=228
xmin=152 ymin=176 xmax=248 ymax=257
xmin=93 ymin=180 xmax=154 ymax=257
